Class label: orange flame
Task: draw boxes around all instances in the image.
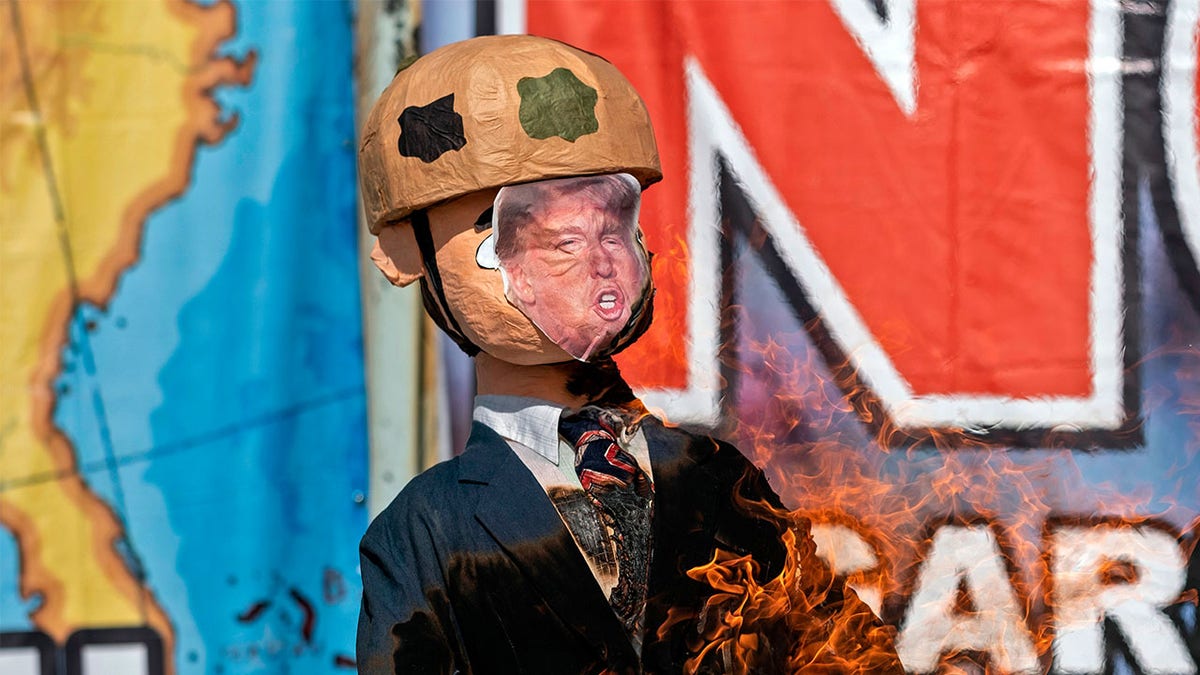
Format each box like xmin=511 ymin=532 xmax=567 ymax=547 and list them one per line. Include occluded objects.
xmin=677 ymin=524 xmax=900 ymax=673
xmin=658 ymin=320 xmax=1200 ymax=672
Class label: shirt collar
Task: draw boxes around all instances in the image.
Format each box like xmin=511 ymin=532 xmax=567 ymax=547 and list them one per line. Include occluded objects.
xmin=473 ymin=395 xmax=564 ymax=465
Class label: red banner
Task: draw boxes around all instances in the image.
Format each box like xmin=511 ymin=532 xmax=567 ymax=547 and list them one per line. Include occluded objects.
xmin=528 ymin=0 xmax=1200 ymax=671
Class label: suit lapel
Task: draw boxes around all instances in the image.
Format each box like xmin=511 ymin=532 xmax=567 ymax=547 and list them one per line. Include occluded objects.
xmin=644 ymin=418 xmax=707 ymax=559
xmin=641 ymin=419 xmax=721 ymax=669
xmin=643 ymin=417 xmax=703 ymax=583
xmin=459 ymin=422 xmax=637 ymax=664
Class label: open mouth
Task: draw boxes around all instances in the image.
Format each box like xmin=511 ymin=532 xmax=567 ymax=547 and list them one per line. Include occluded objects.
xmin=593 ymin=288 xmax=625 ymax=321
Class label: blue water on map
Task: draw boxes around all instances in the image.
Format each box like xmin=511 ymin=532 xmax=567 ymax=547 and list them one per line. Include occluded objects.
xmin=0 ymin=530 xmax=33 ymax=631
xmin=1 ymin=1 xmax=369 ymax=672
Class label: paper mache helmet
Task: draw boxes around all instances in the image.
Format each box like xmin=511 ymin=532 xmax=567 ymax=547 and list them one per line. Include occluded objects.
xmin=359 ymin=35 xmax=662 ymax=233
xmin=360 ymin=35 xmax=662 ymax=365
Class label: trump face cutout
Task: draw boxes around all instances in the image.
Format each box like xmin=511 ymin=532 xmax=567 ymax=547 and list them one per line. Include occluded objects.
xmin=491 ymin=173 xmax=650 ymax=361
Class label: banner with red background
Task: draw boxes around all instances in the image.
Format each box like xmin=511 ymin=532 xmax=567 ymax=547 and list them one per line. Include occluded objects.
xmin=520 ymin=1 xmax=1200 ymax=672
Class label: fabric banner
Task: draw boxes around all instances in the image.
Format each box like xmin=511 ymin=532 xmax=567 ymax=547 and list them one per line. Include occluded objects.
xmin=0 ymin=1 xmax=367 ymax=673
xmin=522 ymin=0 xmax=1200 ymax=671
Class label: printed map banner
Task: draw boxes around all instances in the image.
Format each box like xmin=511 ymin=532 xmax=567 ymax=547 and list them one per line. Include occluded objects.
xmin=523 ymin=0 xmax=1200 ymax=672
xmin=1 ymin=1 xmax=367 ymax=673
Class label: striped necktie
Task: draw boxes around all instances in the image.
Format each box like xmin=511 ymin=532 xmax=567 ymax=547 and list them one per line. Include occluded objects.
xmin=559 ymin=407 xmax=654 ymax=639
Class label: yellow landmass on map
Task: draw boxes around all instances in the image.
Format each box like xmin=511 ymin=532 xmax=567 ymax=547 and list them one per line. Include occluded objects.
xmin=0 ymin=0 xmax=252 ymax=665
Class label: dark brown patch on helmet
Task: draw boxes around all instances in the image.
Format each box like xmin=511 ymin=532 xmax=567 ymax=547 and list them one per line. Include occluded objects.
xmin=397 ymin=94 xmax=467 ymax=163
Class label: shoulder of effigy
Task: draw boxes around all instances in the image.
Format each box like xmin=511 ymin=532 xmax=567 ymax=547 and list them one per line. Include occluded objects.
xmin=642 ymin=416 xmax=750 ymax=468
xmin=366 ymin=457 xmax=473 ymax=535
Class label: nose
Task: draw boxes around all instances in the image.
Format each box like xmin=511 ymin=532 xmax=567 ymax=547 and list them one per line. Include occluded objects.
xmin=590 ymin=246 xmax=615 ymax=278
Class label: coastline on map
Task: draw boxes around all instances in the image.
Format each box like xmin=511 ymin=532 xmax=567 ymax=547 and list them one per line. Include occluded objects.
xmin=1 ymin=0 xmax=256 ymax=671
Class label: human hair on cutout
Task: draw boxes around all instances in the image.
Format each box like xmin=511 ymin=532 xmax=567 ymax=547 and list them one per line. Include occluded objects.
xmin=493 ymin=173 xmax=641 ymax=263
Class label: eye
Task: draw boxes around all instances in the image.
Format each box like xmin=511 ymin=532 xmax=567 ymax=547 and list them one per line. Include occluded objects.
xmin=557 ymin=238 xmax=583 ymax=252
xmin=476 ymin=233 xmax=499 ymax=269
xmin=474 ymin=207 xmax=494 ymax=233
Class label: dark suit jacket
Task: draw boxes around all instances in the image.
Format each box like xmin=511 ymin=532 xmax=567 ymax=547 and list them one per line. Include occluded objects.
xmin=357 ymin=417 xmax=901 ymax=674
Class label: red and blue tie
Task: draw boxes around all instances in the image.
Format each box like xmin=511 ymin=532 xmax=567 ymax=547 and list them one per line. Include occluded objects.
xmin=559 ymin=407 xmax=654 ymax=639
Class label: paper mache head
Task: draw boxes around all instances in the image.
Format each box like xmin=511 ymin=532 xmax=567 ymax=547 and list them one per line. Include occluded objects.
xmin=360 ymin=35 xmax=662 ymax=366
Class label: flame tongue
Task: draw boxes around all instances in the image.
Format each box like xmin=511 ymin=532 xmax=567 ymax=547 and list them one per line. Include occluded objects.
xmin=661 ymin=493 xmax=902 ymax=674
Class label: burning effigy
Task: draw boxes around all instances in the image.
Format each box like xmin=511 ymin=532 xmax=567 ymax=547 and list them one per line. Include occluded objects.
xmin=354 ymin=34 xmax=903 ymax=673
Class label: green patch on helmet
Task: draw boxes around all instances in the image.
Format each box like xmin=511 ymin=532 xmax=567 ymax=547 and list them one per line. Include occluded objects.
xmin=517 ymin=68 xmax=599 ymax=142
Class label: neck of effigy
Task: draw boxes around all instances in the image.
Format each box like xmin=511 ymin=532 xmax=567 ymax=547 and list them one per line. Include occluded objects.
xmin=474 ymin=352 xmax=644 ymax=411
xmin=474 ymin=352 xmax=592 ymax=408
